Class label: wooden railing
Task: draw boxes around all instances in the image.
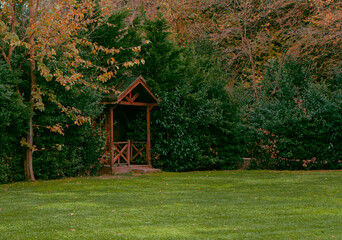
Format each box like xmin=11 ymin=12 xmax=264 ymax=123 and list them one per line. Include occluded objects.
xmin=101 ymin=141 xmax=147 ymax=166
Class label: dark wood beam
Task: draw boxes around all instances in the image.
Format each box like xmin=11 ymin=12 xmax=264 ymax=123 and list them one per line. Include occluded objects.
xmin=110 ymin=107 xmax=114 ymax=173
xmin=100 ymin=102 xmax=117 ymax=105
xmin=118 ymin=101 xmax=158 ymax=107
xmin=146 ymin=106 xmax=151 ymax=167
xmin=115 ymin=76 xmax=159 ymax=104
xmin=131 ymin=92 xmax=140 ymax=102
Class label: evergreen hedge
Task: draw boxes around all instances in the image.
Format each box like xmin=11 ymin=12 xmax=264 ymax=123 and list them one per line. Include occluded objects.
xmin=247 ymin=59 xmax=342 ymax=169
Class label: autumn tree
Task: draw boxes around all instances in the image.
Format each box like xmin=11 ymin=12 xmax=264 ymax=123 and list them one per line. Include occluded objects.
xmin=0 ymin=0 xmax=144 ymax=180
xmin=292 ymin=0 xmax=342 ymax=80
xmin=120 ymin=0 xmax=342 ymax=99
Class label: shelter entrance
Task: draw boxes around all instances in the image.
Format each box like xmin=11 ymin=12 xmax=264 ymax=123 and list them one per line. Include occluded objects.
xmin=103 ymin=105 xmax=151 ymax=166
xmin=100 ymin=76 xmax=159 ymax=174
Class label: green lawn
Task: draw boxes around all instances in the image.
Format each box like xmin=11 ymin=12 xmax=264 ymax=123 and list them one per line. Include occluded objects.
xmin=0 ymin=171 xmax=341 ymax=240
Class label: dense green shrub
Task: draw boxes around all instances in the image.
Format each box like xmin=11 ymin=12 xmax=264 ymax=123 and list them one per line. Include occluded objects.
xmin=32 ymin=81 xmax=106 ymax=179
xmin=129 ymin=16 xmax=243 ymax=171
xmin=248 ymin=59 xmax=342 ymax=169
xmin=150 ymin=85 xmax=242 ymax=171
xmin=0 ymin=61 xmax=31 ymax=183
xmin=0 ymin=157 xmax=10 ymax=184
xmin=33 ymin=125 xmax=106 ymax=180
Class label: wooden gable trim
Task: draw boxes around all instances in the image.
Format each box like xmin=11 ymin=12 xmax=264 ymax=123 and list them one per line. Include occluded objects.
xmin=117 ymin=101 xmax=158 ymax=107
xmin=115 ymin=76 xmax=159 ymax=105
xmin=124 ymin=92 xmax=140 ymax=104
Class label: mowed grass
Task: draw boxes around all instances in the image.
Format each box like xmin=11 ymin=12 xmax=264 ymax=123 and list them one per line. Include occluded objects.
xmin=0 ymin=171 xmax=341 ymax=240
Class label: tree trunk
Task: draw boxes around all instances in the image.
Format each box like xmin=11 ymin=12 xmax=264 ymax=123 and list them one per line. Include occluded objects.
xmin=242 ymin=34 xmax=258 ymax=102
xmin=25 ymin=117 xmax=35 ymax=181
xmin=24 ymin=0 xmax=37 ymax=181
xmin=239 ymin=17 xmax=258 ymax=102
xmin=25 ymin=59 xmax=36 ymax=180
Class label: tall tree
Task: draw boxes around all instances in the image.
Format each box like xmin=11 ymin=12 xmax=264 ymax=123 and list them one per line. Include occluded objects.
xmin=121 ymin=0 xmax=342 ymax=96
xmin=0 ymin=0 xmax=144 ymax=180
xmin=128 ymin=16 xmax=243 ymax=171
xmin=26 ymin=0 xmax=37 ymax=180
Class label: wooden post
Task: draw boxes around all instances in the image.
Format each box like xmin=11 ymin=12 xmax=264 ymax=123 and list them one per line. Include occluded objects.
xmin=128 ymin=140 xmax=131 ymax=166
xmin=110 ymin=107 xmax=114 ymax=173
xmin=105 ymin=114 xmax=109 ymax=146
xmin=146 ymin=106 xmax=151 ymax=167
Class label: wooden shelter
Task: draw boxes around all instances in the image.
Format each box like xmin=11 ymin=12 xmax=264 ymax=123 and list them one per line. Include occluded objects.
xmin=100 ymin=76 xmax=159 ymax=174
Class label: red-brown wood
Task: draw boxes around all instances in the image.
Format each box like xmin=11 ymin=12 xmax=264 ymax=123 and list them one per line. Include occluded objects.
xmin=110 ymin=107 xmax=114 ymax=172
xmin=131 ymin=142 xmax=146 ymax=161
xmin=131 ymin=92 xmax=140 ymax=102
xmin=146 ymin=106 xmax=151 ymax=167
xmin=115 ymin=76 xmax=159 ymax=104
xmin=127 ymin=140 xmax=131 ymax=165
xmin=105 ymin=113 xmax=109 ymax=144
xmin=124 ymin=92 xmax=133 ymax=103
xmin=100 ymin=76 xmax=159 ymax=173
xmin=113 ymin=142 xmax=128 ymax=164
xmin=115 ymin=101 xmax=158 ymax=107
xmin=101 ymin=102 xmax=158 ymax=106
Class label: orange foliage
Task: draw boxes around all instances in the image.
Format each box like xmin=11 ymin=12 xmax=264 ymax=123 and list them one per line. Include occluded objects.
xmin=120 ymin=0 xmax=342 ymax=91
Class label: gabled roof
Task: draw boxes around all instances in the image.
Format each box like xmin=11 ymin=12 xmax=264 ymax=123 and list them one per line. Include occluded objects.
xmin=102 ymin=76 xmax=159 ymax=107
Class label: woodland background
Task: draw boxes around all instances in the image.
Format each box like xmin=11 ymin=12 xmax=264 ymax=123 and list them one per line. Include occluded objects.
xmin=0 ymin=0 xmax=341 ymax=183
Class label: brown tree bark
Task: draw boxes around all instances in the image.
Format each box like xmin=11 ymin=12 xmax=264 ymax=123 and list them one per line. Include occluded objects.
xmin=25 ymin=0 xmax=37 ymax=181
xmin=1 ymin=2 xmax=16 ymax=70
xmin=25 ymin=118 xmax=35 ymax=181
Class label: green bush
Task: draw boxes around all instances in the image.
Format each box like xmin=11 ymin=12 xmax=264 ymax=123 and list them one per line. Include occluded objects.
xmin=248 ymin=59 xmax=342 ymax=169
xmin=33 ymin=125 xmax=106 ymax=180
xmin=129 ymin=16 xmax=243 ymax=171
xmin=0 ymin=157 xmax=11 ymax=184
xmin=151 ymin=87 xmax=242 ymax=171
xmin=0 ymin=61 xmax=30 ymax=183
xmin=32 ymin=82 xmax=106 ymax=179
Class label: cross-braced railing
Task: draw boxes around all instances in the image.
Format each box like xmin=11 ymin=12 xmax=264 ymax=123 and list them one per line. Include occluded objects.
xmin=130 ymin=141 xmax=147 ymax=164
xmin=101 ymin=140 xmax=148 ymax=166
